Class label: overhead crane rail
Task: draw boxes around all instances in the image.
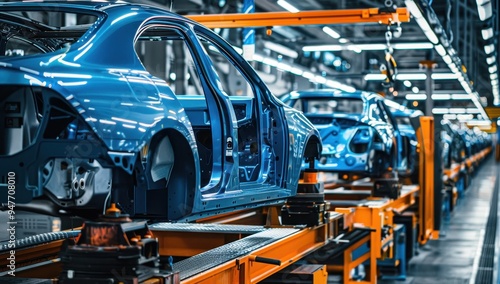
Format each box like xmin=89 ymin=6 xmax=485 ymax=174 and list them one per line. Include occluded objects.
xmin=186 ymin=8 xmax=410 ymax=28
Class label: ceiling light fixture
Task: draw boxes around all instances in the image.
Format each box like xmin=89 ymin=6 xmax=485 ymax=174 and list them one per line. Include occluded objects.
xmin=484 ymin=43 xmax=495 ymax=54
xmin=443 ymin=114 xmax=457 ymax=120
xmin=434 ymin=44 xmax=447 ymax=56
xmin=395 ymin=73 xmax=427 ymax=80
xmin=277 ymin=0 xmax=300 ymax=13
xmin=431 ymin=73 xmax=460 ymax=80
xmin=466 ymin=108 xmax=482 ymax=114
xmin=364 ymin=74 xmax=387 ymax=80
xmin=486 ymin=55 xmax=496 ymax=65
xmin=405 ymin=0 xmax=439 ymax=44
xmin=393 ymin=42 xmax=434 ymax=49
xmin=457 ymin=114 xmax=474 ymax=120
xmin=442 ymin=55 xmax=452 ymax=64
xmin=482 ymin=27 xmax=494 ymax=40
xmin=322 ymin=26 xmax=341 ymax=39
xmin=432 ymin=108 xmax=449 ymax=114
xmin=451 ymin=94 xmax=471 ymax=100
xmin=431 ymin=94 xmax=451 ymax=100
xmin=449 ymin=108 xmax=466 ymax=114
xmin=406 ymin=94 xmax=427 ymax=100
xmin=477 ymin=0 xmax=493 ymax=21
xmin=263 ymin=41 xmax=299 ymax=58
xmin=302 ymin=42 xmax=432 ymax=52
xmin=466 ymin=120 xmax=492 ymax=126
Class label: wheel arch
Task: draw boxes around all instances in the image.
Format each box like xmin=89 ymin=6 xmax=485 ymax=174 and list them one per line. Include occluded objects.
xmin=145 ymin=128 xmax=199 ymax=220
xmin=303 ymin=134 xmax=322 ymax=160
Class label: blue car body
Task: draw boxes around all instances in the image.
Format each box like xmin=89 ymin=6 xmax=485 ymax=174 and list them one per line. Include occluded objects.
xmin=0 ymin=2 xmax=321 ymax=220
xmin=386 ymin=103 xmax=423 ymax=179
xmin=280 ymin=89 xmax=398 ymax=177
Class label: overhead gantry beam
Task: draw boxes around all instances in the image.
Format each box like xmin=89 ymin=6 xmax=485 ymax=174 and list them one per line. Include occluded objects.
xmin=186 ymin=8 xmax=410 ymax=28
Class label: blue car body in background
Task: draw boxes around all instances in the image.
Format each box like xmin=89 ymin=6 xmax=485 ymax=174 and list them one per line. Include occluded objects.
xmin=0 ymin=2 xmax=321 ymax=220
xmin=385 ymin=102 xmax=423 ymax=180
xmin=280 ymin=89 xmax=399 ymax=178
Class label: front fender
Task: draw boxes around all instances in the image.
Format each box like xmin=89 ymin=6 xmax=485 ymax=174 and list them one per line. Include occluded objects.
xmin=283 ymin=108 xmax=322 ymax=189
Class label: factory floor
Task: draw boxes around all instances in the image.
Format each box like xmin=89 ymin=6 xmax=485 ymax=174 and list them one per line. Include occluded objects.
xmin=378 ymin=156 xmax=499 ymax=284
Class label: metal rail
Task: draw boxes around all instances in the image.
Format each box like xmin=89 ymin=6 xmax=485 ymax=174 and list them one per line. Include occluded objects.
xmin=186 ymin=8 xmax=409 ymax=28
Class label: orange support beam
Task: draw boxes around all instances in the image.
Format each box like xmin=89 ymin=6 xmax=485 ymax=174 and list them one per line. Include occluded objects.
xmin=186 ymin=8 xmax=410 ymax=28
xmin=418 ymin=116 xmax=436 ymax=245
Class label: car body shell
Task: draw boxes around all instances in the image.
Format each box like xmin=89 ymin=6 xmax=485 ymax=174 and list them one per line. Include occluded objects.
xmin=0 ymin=2 xmax=321 ymax=220
xmin=280 ymin=89 xmax=398 ymax=177
xmin=386 ymin=104 xmax=423 ymax=178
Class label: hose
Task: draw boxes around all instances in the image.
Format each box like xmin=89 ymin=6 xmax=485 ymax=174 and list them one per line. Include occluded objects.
xmin=0 ymin=230 xmax=80 ymax=252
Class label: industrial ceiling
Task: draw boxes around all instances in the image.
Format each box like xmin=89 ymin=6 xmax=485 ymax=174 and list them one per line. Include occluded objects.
xmin=169 ymin=0 xmax=498 ymax=125
xmin=17 ymin=0 xmax=500 ymax=125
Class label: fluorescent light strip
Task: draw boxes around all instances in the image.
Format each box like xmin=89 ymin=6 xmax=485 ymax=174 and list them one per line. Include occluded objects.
xmin=482 ymin=27 xmax=494 ymax=40
xmin=466 ymin=120 xmax=492 ymax=126
xmin=484 ymin=43 xmax=495 ymax=54
xmin=366 ymin=73 xmax=458 ymax=81
xmin=434 ymin=44 xmax=447 ymax=56
xmin=395 ymin=73 xmax=427 ymax=80
xmin=451 ymin=94 xmax=470 ymax=100
xmin=277 ymin=0 xmax=299 ymax=13
xmin=457 ymin=114 xmax=474 ymax=120
xmin=302 ymin=42 xmax=432 ymax=52
xmin=406 ymin=94 xmax=427 ymax=100
xmin=263 ymin=41 xmax=298 ymax=58
xmin=467 ymin=108 xmax=481 ymax=114
xmin=486 ymin=56 xmax=496 ymax=65
xmin=432 ymin=108 xmax=449 ymax=114
xmin=254 ymin=52 xmax=356 ymax=92
xmin=477 ymin=1 xmax=492 ymax=21
xmin=431 ymin=94 xmax=451 ymax=100
xmin=431 ymin=73 xmax=460 ymax=80
xmin=443 ymin=114 xmax=457 ymax=120
xmin=393 ymin=42 xmax=434 ymax=49
xmin=364 ymin=74 xmax=387 ymax=80
xmin=322 ymin=27 xmax=340 ymax=39
xmin=449 ymin=108 xmax=466 ymax=114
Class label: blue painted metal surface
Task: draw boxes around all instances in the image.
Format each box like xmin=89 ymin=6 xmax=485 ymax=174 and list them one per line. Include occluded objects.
xmin=0 ymin=2 xmax=322 ymax=220
xmin=280 ymin=89 xmax=398 ymax=177
xmin=389 ymin=106 xmax=422 ymax=179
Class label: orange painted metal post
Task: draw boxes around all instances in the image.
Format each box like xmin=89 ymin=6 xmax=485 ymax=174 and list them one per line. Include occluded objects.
xmin=186 ymin=8 xmax=409 ymax=28
xmin=418 ymin=116 xmax=436 ymax=245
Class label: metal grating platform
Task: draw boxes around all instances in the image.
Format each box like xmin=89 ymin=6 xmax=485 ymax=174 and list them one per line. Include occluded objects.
xmin=149 ymin=222 xmax=267 ymax=234
xmin=173 ymin=228 xmax=299 ymax=280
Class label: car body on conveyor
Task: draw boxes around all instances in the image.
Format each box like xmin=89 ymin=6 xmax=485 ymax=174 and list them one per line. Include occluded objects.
xmin=385 ymin=101 xmax=423 ymax=182
xmin=280 ymin=89 xmax=401 ymax=179
xmin=0 ymin=1 xmax=322 ymax=221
